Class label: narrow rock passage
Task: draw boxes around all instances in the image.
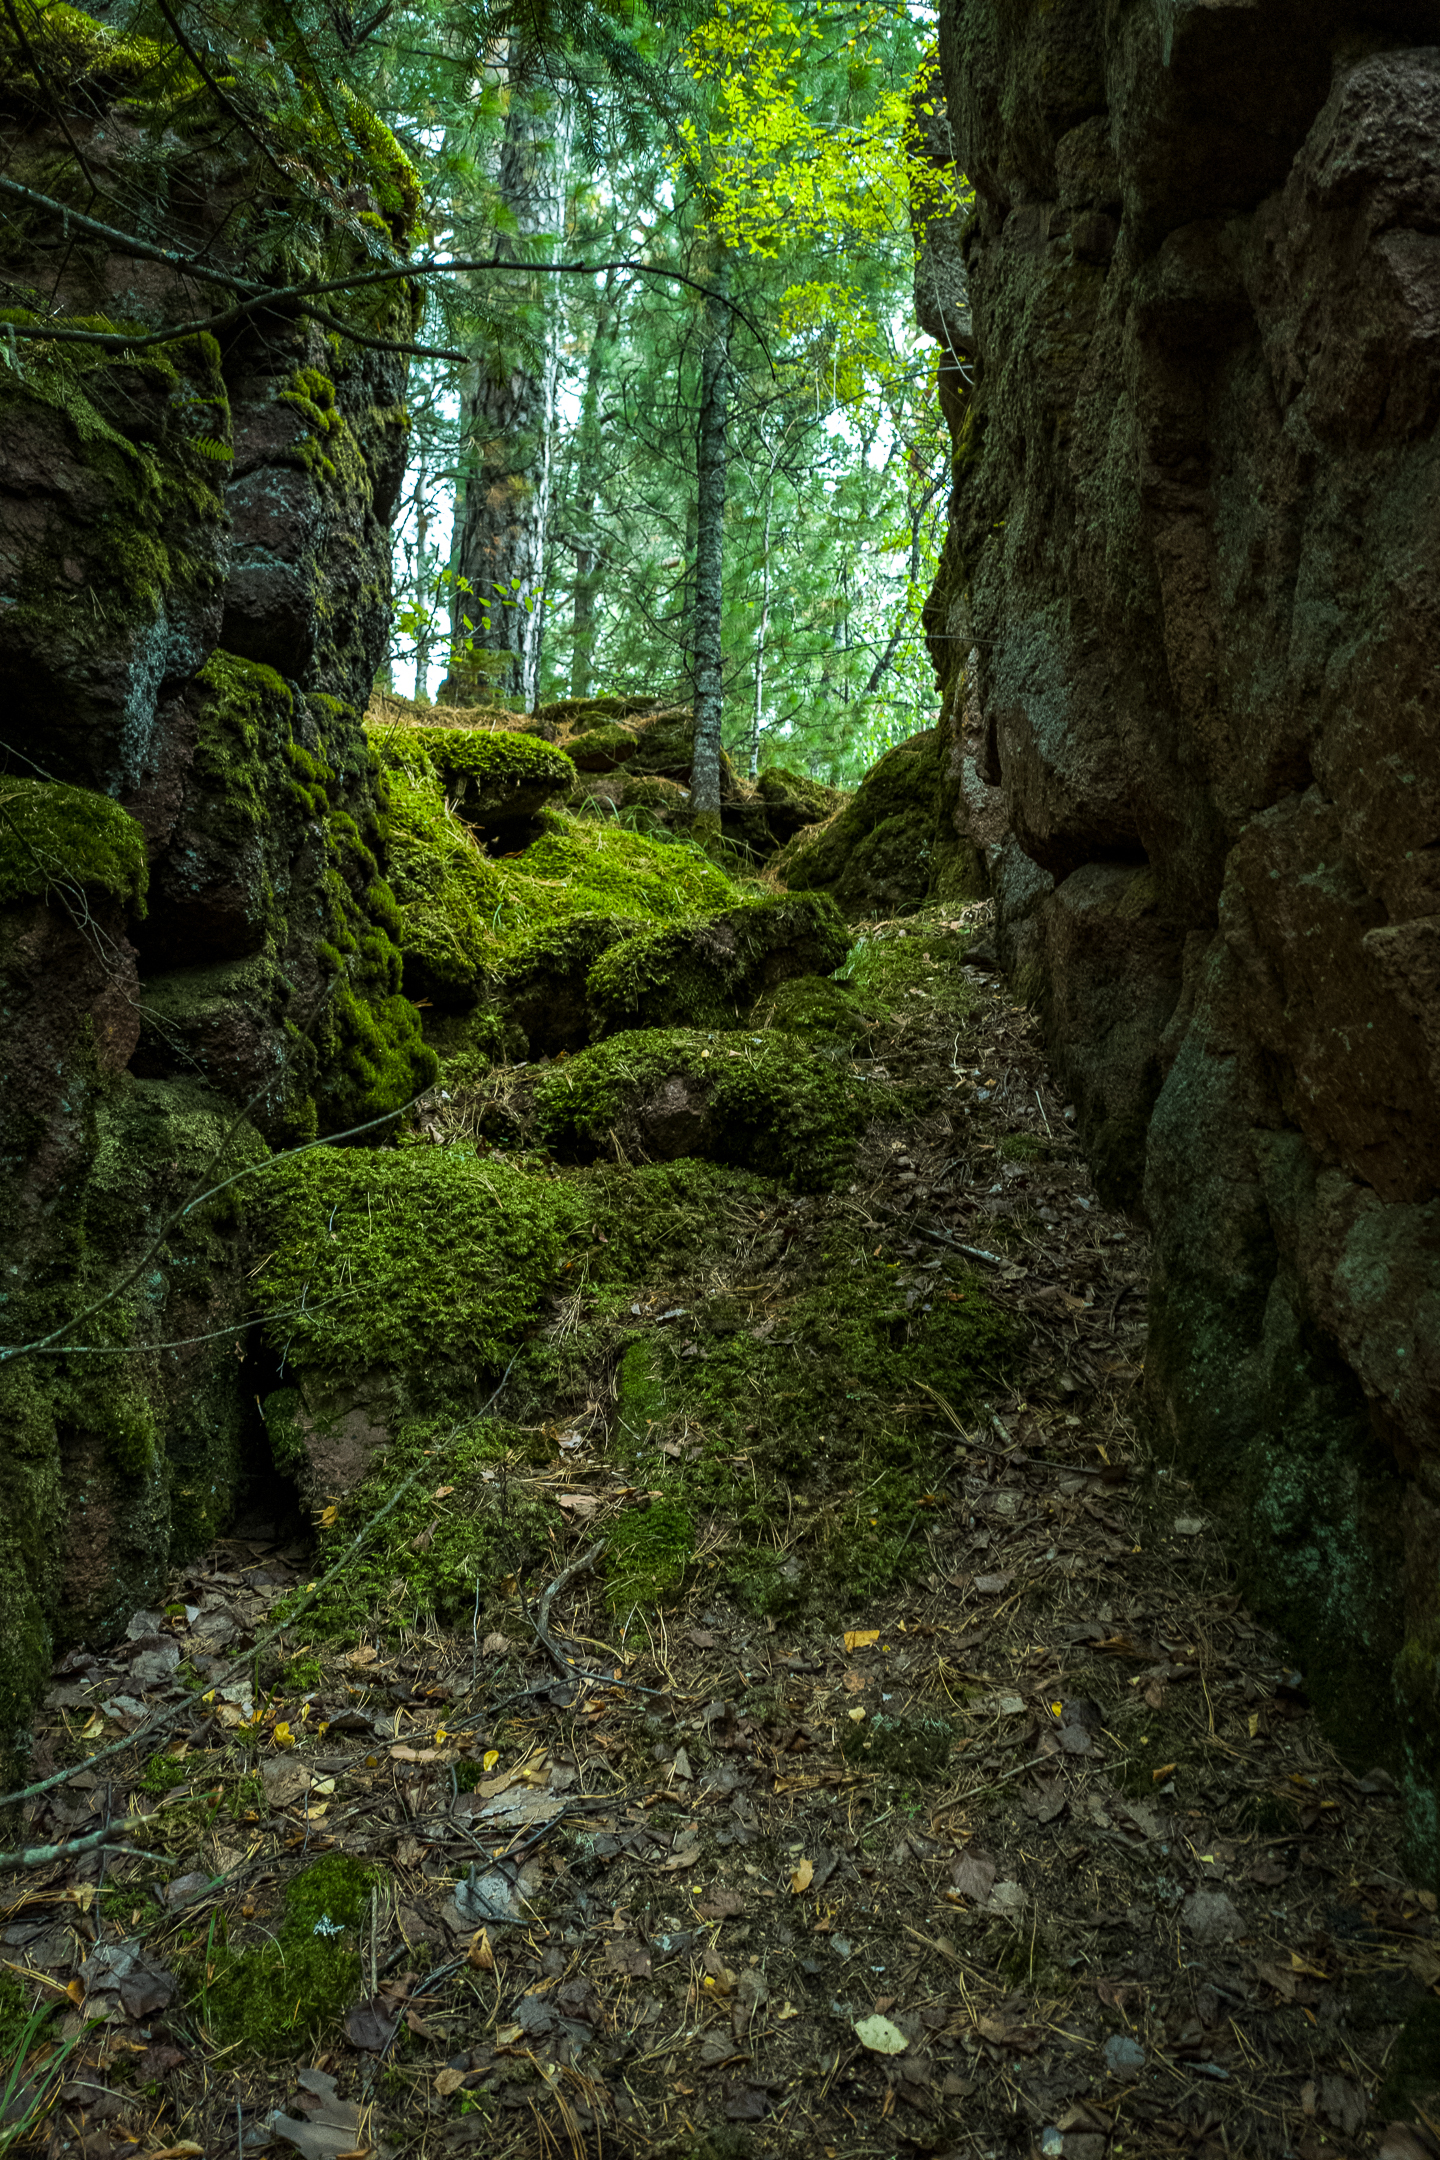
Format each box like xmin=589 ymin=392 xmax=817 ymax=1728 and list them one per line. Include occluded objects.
xmin=3 ymin=906 xmax=1424 ymax=2160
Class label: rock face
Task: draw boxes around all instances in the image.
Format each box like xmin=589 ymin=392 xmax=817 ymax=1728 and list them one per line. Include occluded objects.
xmin=924 ymin=3 xmax=1440 ymax=1872
xmin=0 ymin=14 xmax=431 ymax=1752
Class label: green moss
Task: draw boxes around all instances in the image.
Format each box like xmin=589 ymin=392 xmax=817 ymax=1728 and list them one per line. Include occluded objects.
xmin=200 ymin=1853 xmax=376 ymax=2056
xmin=564 ymin=723 xmax=639 ymax=770
xmin=584 ymin=894 xmax=850 ymax=1038
xmin=337 ymin=83 xmax=425 ymax=244
xmin=404 ymin=725 xmax=575 ymax=813
xmin=838 ymin=919 xmax=977 ymax=1014
xmin=506 ymin=818 xmax=736 ymax=926
xmin=605 ymin=1492 xmax=695 ymax=1609
xmin=614 ymin=1339 xmax=666 ymax=1449
xmin=0 ymin=778 xmax=147 ymax=913
xmin=775 ymin=730 xmax=966 ymax=918
xmin=251 ymin=1147 xmax=586 ymax=1380
xmin=284 ymin=1414 xmax=562 ymax=1638
xmin=999 ymin=1133 xmax=1048 ymax=1162
xmin=840 ymin=1711 xmax=953 ymax=1778
xmin=529 ymin=1027 xmax=871 ymax=1191
xmin=750 ymin=971 xmax=885 ymax=1043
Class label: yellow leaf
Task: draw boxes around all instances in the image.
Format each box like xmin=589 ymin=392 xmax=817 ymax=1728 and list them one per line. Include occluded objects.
xmin=789 ymin=1858 xmax=814 ymax=1894
xmin=273 ymin=1722 xmax=296 ymax=1749
xmin=1248 ymin=1712 xmax=1261 ymax=1738
xmin=1152 ymin=1761 xmax=1178 ymax=1782
xmin=483 ymin=1749 xmax=500 ymax=1771
xmin=843 ymin=1630 xmax=879 ymax=1653
xmin=467 ymin=1928 xmax=495 ymax=1971
xmin=78 ymin=1713 xmax=105 ymax=1741
xmin=320 ymin=1505 xmax=338 ymax=1527
xmin=847 ymin=1707 xmax=866 ymax=1724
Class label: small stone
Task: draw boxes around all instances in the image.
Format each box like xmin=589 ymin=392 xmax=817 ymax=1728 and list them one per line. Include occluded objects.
xmin=1173 ymin=1517 xmax=1204 ymax=1536
xmin=1180 ymin=1889 xmax=1243 ymax=1941
xmin=1103 ymin=2033 xmax=1146 ymax=2078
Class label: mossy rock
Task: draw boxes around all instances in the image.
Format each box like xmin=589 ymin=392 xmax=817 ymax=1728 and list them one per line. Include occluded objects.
xmin=251 ymin=1146 xmax=587 ymax=1382
xmin=755 ymin=765 xmax=847 ymax=844
xmin=585 ymin=893 xmax=851 ymax=1038
xmin=403 ymin=725 xmax=576 ymax=834
xmin=775 ymin=730 xmax=979 ymax=918
xmin=750 ymin=971 xmax=885 ymax=1044
xmin=527 ymin=1026 xmax=872 ymax=1189
xmin=0 ymin=777 xmax=147 ymax=913
xmin=565 ymin=723 xmax=640 ymax=773
xmin=490 ymin=915 xmax=632 ymax=1056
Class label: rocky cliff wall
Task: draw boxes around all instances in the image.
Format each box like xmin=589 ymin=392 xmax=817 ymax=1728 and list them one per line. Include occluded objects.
xmin=923 ymin=1 xmax=1440 ymax=1875
xmin=0 ymin=6 xmax=433 ymax=1762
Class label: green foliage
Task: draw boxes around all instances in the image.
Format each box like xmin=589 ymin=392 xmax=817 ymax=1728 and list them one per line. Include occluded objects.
xmin=140 ymin=1751 xmax=190 ymax=1796
xmin=199 ymin=1854 xmax=376 ymax=2056
xmin=0 ymin=778 xmax=148 ymax=914
xmin=839 ymin=916 xmax=977 ymax=1012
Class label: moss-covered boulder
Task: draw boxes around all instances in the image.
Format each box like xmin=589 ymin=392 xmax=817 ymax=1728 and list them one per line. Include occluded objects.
xmin=756 ymin=765 xmax=848 ymax=845
xmin=751 ymin=970 xmax=887 ymax=1044
xmin=775 ymin=727 xmax=985 ymax=916
xmin=0 ymin=778 xmax=148 ymax=912
xmin=528 ymin=1027 xmax=872 ymax=1188
xmin=565 ymin=722 xmax=640 ymax=772
xmin=405 ymin=724 xmax=576 ymax=839
xmin=585 ymin=892 xmax=850 ymax=1037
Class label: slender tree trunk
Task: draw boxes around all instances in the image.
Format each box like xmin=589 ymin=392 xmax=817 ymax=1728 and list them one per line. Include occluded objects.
xmin=569 ymin=278 xmax=616 ymax=699
xmin=453 ymin=41 xmax=566 ymax=710
xmin=748 ymin=478 xmax=771 ymax=777
xmin=689 ymin=250 xmax=731 ymax=826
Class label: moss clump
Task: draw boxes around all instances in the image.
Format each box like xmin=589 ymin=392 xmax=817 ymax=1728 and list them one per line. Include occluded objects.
xmin=774 ymin=730 xmax=985 ymax=917
xmin=755 ymin=764 xmax=847 ymax=843
xmin=565 ymin=723 xmax=640 ymax=772
xmin=529 ymin=1028 xmax=871 ymax=1190
xmin=840 ymin=1711 xmax=953 ymax=1778
xmin=200 ymin=1853 xmax=375 ymax=2055
xmin=614 ymin=1339 xmax=667 ymax=1450
xmin=585 ymin=893 xmax=850 ymax=1038
xmin=285 ymin=1413 xmax=563 ymax=1637
xmin=838 ymin=919 xmax=977 ymax=1014
xmin=336 ymin=82 xmax=424 ymax=245
xmin=0 ymin=778 xmax=147 ymax=913
xmin=251 ymin=1147 xmax=586 ymax=1380
xmin=405 ymin=725 xmax=575 ymax=823
xmin=999 ymin=1132 xmax=1049 ymax=1162
xmin=605 ymin=1492 xmax=695 ymax=1609
xmin=751 ymin=971 xmax=885 ymax=1044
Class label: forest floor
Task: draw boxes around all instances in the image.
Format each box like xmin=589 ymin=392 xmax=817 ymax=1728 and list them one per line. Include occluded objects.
xmin=3 ymin=904 xmax=1433 ymax=2160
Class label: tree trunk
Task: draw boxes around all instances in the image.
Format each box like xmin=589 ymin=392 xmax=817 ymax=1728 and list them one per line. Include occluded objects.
xmin=452 ymin=43 xmax=565 ymax=710
xmin=748 ymin=477 xmax=771 ymax=776
xmin=568 ymin=280 xmax=617 ymax=699
xmin=689 ymin=250 xmax=731 ymax=826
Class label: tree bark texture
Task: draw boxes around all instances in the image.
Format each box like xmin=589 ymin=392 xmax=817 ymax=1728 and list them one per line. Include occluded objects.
xmin=453 ymin=44 xmax=564 ymax=710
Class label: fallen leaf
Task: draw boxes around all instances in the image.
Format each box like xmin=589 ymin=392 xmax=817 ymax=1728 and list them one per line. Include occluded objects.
xmin=434 ymin=2068 xmax=466 ymax=2097
xmin=604 ymin=1937 xmax=652 ymax=1979
xmin=344 ymin=1998 xmax=399 ymax=2052
xmin=696 ymin=1887 xmax=745 ymax=1920
xmin=789 ymin=1857 xmax=814 ymax=1894
xmin=949 ymin=1851 xmax=997 ymax=1904
xmin=842 ymin=1669 xmax=868 ymax=1694
xmin=482 ymin=1749 xmax=500 ymax=1770
xmin=432 ymin=1485 xmax=456 ymax=1500
xmin=843 ymin=1630 xmax=880 ymax=1653
xmin=390 ymin=1745 xmax=441 ymax=1764
xmin=271 ymin=2069 xmax=369 ymax=2160
xmin=974 ymin=1573 xmax=1013 ymax=1595
xmin=142 ymin=2145 xmax=205 ymax=2160
xmin=466 ymin=1929 xmax=495 ymax=1971
xmin=855 ymin=2013 xmax=908 ymax=2055
xmin=320 ymin=1506 xmax=339 ymax=1527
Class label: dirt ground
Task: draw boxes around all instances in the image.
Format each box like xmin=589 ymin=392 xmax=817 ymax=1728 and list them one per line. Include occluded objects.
xmin=3 ymin=905 xmax=1435 ymax=2160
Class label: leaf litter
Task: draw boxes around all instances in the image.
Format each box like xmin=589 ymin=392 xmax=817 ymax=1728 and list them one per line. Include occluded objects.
xmin=1 ymin=904 xmax=1433 ymax=2160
